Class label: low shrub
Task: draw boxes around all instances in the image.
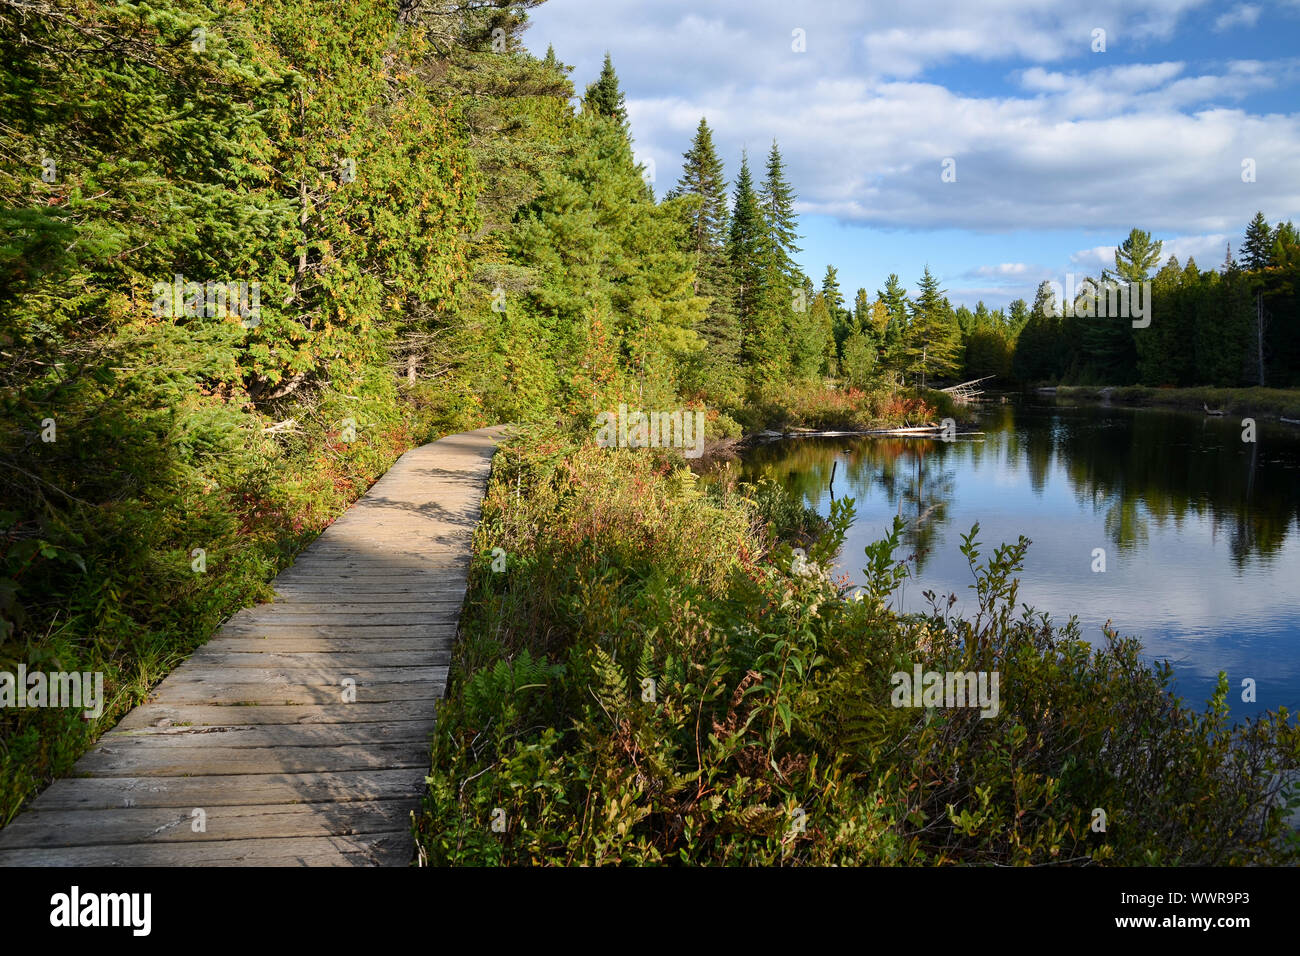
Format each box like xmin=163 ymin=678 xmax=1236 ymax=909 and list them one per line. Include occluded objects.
xmin=417 ymin=432 xmax=1300 ymax=865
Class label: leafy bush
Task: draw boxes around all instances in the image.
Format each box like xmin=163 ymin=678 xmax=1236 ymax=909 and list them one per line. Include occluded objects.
xmin=733 ymin=380 xmax=948 ymax=433
xmin=417 ymin=432 xmax=1300 ymax=865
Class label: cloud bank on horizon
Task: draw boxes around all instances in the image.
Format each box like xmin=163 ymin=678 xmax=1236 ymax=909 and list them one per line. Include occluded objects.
xmin=523 ymin=0 xmax=1300 ymax=308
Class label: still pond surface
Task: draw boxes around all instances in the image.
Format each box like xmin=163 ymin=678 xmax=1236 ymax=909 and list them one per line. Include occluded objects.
xmin=737 ymin=400 xmax=1300 ymax=720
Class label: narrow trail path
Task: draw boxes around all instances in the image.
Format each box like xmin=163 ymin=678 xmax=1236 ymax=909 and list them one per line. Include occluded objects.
xmin=0 ymin=426 xmax=507 ymax=866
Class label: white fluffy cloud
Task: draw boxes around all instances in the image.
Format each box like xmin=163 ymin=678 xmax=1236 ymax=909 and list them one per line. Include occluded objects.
xmin=1069 ymin=233 xmax=1232 ymax=272
xmin=1214 ymin=4 xmax=1262 ymax=31
xmin=527 ymin=0 xmax=1300 ymax=236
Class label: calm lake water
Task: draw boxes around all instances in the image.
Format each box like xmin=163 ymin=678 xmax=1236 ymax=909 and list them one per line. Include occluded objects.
xmin=736 ymin=400 xmax=1300 ymax=720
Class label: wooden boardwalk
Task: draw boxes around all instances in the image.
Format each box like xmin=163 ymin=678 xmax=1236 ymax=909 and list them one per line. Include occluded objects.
xmin=0 ymin=426 xmax=507 ymax=866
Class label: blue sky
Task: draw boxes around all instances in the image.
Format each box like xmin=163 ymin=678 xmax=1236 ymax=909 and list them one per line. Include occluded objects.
xmin=522 ymin=0 xmax=1300 ymax=310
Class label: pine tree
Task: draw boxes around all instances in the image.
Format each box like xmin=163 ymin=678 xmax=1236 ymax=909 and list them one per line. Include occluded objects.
xmin=853 ymin=287 xmax=871 ymax=331
xmin=1112 ymin=228 xmax=1163 ymax=284
xmin=670 ymin=118 xmax=729 ymax=266
xmin=583 ymin=52 xmax=627 ymax=129
xmin=821 ymin=265 xmax=845 ymax=316
xmin=902 ymin=267 xmax=962 ymax=386
xmin=1006 ymin=298 xmax=1030 ymax=338
xmin=751 ymin=142 xmax=806 ymax=381
xmin=877 ymin=273 xmax=910 ymax=375
xmin=728 ymin=151 xmax=767 ymax=368
xmin=804 ymin=293 xmax=836 ymax=377
xmin=955 ymin=305 xmax=975 ymax=336
xmin=852 ymin=287 xmax=880 ymax=347
xmin=1012 ymin=282 xmax=1064 ymax=383
xmin=667 ymin=117 xmax=739 ymax=388
xmin=1272 ymin=222 xmax=1300 ymax=270
xmin=758 ymin=140 xmax=800 ymax=278
xmin=1242 ymin=211 xmax=1273 ymax=271
xmin=841 ymin=327 xmax=878 ymax=387
xmin=1085 ymin=227 xmax=1159 ymax=383
xmin=822 ymin=265 xmax=851 ymax=356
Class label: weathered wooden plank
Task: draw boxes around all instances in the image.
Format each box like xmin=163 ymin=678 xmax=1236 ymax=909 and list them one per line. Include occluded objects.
xmin=186 ymin=651 xmax=449 ymax=669
xmin=273 ymin=565 xmax=468 ymax=577
xmin=159 ymin=666 xmax=444 ymax=685
xmin=270 ymin=590 xmax=467 ymax=604
xmin=113 ymin=700 xmax=437 ymax=730
xmin=75 ymin=741 xmax=429 ymax=776
xmin=14 ymin=769 xmax=427 ymax=810
xmin=0 ymin=832 xmax=412 ymax=866
xmin=228 ymin=608 xmax=460 ymax=626
xmin=198 ymin=637 xmax=450 ymax=654
xmin=217 ymin=623 xmax=458 ymax=640
xmin=269 ymin=577 xmax=467 ymax=588
xmin=12 ymin=770 xmax=426 ymax=816
xmin=0 ymin=800 xmax=416 ymax=849
xmin=287 ymin=552 xmax=469 ymax=564
xmin=102 ymin=720 xmax=434 ymax=747
xmin=146 ymin=679 xmax=444 ymax=705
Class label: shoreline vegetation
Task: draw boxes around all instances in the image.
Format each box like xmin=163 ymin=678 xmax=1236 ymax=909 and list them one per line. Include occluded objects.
xmin=417 ymin=424 xmax=1300 ymax=865
xmin=1042 ymin=385 xmax=1300 ymax=423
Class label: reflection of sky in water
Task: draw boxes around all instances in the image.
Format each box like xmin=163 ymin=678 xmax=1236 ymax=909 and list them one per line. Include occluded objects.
xmin=745 ymin=404 xmax=1300 ymax=722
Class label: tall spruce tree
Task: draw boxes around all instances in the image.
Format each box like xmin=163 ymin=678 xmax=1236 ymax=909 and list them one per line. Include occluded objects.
xmin=1242 ymin=212 xmax=1273 ymax=271
xmin=902 ymin=267 xmax=962 ymax=386
xmin=821 ymin=265 xmax=845 ymax=316
xmin=878 ymin=273 xmax=910 ymax=375
xmin=1086 ymin=227 xmax=1160 ymax=383
xmin=583 ymin=52 xmax=627 ymax=129
xmin=670 ymin=118 xmax=729 ymax=268
xmin=758 ymin=140 xmax=801 ymax=278
xmin=668 ymin=117 xmax=740 ymax=385
xmin=728 ymin=151 xmax=770 ymax=372
xmin=747 ymin=140 xmax=807 ymax=379
xmin=822 ymin=265 xmax=852 ymax=356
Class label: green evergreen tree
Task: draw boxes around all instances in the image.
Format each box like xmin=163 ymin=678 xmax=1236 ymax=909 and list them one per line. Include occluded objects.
xmin=822 ymin=265 xmax=852 ymax=356
xmin=1242 ymin=211 xmax=1273 ymax=271
xmin=667 ymin=117 xmax=739 ymax=398
xmin=728 ymin=151 xmax=768 ymax=371
xmin=583 ymin=52 xmax=627 ymax=129
xmin=758 ymin=140 xmax=801 ymax=278
xmin=1086 ymin=227 xmax=1160 ymax=383
xmin=1271 ymin=221 xmax=1300 ymax=269
xmin=1012 ymin=282 xmax=1064 ymax=383
xmin=841 ymin=328 xmax=878 ymax=387
xmin=877 ymin=273 xmax=910 ymax=376
xmin=903 ymin=267 xmax=962 ymax=386
xmin=1006 ymin=298 xmax=1030 ymax=338
xmin=821 ymin=265 xmax=846 ymax=316
xmin=1112 ymin=227 xmax=1163 ymax=284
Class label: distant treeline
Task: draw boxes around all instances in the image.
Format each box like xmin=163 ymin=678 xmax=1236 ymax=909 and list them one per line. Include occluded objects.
xmin=1009 ymin=219 xmax=1300 ymax=388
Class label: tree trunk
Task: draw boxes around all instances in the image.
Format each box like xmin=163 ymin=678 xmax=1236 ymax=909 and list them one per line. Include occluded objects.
xmin=1256 ymin=292 xmax=1266 ymax=386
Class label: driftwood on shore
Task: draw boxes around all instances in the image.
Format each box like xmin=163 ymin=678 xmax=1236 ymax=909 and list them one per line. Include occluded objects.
xmin=752 ymin=425 xmax=984 ymax=441
xmin=940 ymin=376 xmax=996 ymax=402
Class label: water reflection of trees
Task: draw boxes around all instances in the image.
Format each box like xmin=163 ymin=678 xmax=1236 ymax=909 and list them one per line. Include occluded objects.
xmin=739 ymin=436 xmax=957 ymax=573
xmin=1051 ymin=406 xmax=1298 ymax=565
xmin=734 ymin=402 xmax=1300 ymax=568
